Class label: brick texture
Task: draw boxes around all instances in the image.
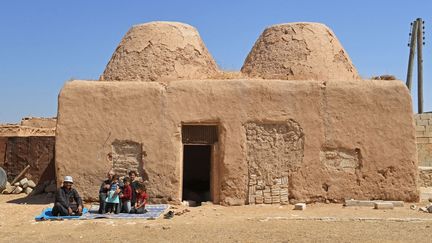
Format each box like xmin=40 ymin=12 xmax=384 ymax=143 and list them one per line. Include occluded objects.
xmin=415 ymin=114 xmax=432 ymax=167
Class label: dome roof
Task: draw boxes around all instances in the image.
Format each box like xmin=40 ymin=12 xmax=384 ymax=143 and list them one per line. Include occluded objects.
xmin=100 ymin=21 xmax=219 ymax=82
xmin=241 ymin=22 xmax=360 ymax=81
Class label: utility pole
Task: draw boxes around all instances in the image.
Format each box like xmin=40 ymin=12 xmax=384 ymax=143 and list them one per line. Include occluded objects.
xmin=406 ymin=18 xmax=426 ymax=114
xmin=417 ymin=18 xmax=424 ymax=114
xmin=406 ymin=21 xmax=417 ymax=90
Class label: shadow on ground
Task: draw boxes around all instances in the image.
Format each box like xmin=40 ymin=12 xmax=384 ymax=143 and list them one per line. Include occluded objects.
xmin=6 ymin=194 xmax=54 ymax=205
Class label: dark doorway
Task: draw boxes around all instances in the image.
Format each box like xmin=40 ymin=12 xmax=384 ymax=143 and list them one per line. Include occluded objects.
xmin=182 ymin=145 xmax=211 ymax=204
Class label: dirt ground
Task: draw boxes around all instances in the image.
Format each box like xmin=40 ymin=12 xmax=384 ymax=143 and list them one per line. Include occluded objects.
xmin=1 ymin=194 xmax=432 ymax=243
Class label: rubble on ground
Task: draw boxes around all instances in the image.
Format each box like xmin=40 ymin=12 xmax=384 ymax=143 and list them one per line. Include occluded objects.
xmin=1 ymin=178 xmax=56 ymax=195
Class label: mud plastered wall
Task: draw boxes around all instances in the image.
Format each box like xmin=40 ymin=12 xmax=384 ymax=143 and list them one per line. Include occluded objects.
xmin=1 ymin=136 xmax=55 ymax=184
xmin=56 ymin=79 xmax=417 ymax=203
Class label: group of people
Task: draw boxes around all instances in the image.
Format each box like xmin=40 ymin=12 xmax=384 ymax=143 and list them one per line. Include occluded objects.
xmin=51 ymin=169 xmax=148 ymax=216
xmin=98 ymin=169 xmax=148 ymax=214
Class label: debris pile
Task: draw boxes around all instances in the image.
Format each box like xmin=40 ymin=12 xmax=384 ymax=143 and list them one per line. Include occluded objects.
xmin=1 ymin=178 xmax=57 ymax=196
xmin=1 ymin=177 xmax=38 ymax=195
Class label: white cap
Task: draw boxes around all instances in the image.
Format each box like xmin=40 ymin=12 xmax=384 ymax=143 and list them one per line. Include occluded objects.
xmin=64 ymin=176 xmax=73 ymax=183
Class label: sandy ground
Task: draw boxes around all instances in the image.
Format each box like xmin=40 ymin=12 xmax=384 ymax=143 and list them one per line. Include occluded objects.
xmin=1 ymin=194 xmax=432 ymax=243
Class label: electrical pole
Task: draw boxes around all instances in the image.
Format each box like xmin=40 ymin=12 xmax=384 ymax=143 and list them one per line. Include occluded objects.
xmin=406 ymin=21 xmax=417 ymax=90
xmin=417 ymin=18 xmax=424 ymax=114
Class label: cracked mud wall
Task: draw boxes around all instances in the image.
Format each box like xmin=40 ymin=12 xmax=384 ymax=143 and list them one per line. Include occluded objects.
xmin=56 ymin=79 xmax=417 ymax=203
xmin=287 ymin=79 xmax=418 ymax=203
xmin=241 ymin=23 xmax=359 ymax=81
xmin=100 ymin=22 xmax=219 ymax=82
xmin=320 ymin=148 xmax=361 ymax=174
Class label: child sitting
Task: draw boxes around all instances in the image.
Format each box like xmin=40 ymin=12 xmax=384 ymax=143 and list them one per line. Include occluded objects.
xmin=129 ymin=182 xmax=148 ymax=214
xmin=105 ymin=174 xmax=120 ymax=214
xmin=120 ymin=177 xmax=132 ymax=213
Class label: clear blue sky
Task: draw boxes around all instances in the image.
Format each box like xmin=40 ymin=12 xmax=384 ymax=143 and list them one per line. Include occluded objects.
xmin=1 ymin=0 xmax=431 ymax=123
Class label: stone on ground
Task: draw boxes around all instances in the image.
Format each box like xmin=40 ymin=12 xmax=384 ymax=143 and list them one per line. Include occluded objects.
xmin=387 ymin=201 xmax=404 ymax=207
xmin=374 ymin=202 xmax=394 ymax=210
xmin=24 ymin=187 xmax=33 ymax=194
xmin=19 ymin=177 xmax=28 ymax=186
xmin=27 ymin=180 xmax=36 ymax=188
xmin=345 ymin=200 xmax=404 ymax=207
xmin=12 ymin=186 xmax=23 ymax=194
xmin=2 ymin=183 xmax=14 ymax=194
xmin=344 ymin=200 xmax=376 ymax=207
xmin=294 ymin=203 xmax=306 ymax=210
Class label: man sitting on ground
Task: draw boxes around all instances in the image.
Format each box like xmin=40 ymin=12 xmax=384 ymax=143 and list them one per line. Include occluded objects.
xmin=52 ymin=176 xmax=83 ymax=216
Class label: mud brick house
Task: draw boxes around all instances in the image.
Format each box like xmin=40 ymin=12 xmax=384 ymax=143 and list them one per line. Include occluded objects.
xmin=55 ymin=22 xmax=418 ymax=204
xmin=0 ymin=117 xmax=56 ymax=185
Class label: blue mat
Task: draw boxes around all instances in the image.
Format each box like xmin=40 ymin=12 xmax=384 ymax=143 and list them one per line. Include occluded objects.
xmin=83 ymin=204 xmax=169 ymax=219
xmin=35 ymin=208 xmax=89 ymax=221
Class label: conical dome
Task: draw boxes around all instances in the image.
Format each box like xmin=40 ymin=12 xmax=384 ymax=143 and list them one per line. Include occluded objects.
xmin=100 ymin=21 xmax=219 ymax=82
xmin=241 ymin=22 xmax=360 ymax=81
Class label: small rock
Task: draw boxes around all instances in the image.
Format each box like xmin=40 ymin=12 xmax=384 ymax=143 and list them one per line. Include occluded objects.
xmin=374 ymin=202 xmax=394 ymax=210
xmin=294 ymin=203 xmax=306 ymax=210
xmin=12 ymin=186 xmax=23 ymax=194
xmin=428 ymin=198 xmax=432 ymax=203
xmin=27 ymin=180 xmax=36 ymax=188
xmin=2 ymin=184 xmax=15 ymax=194
xmin=386 ymin=201 xmax=404 ymax=207
xmin=181 ymin=200 xmax=196 ymax=207
xmin=44 ymin=184 xmax=57 ymax=193
xmin=325 ymin=199 xmax=330 ymax=204
xmin=410 ymin=205 xmax=417 ymax=210
xmin=19 ymin=178 xmax=28 ymax=186
xmin=14 ymin=182 xmax=20 ymax=186
xmin=201 ymin=201 xmax=213 ymax=206
xmin=24 ymin=187 xmax=33 ymax=194
xmin=162 ymin=226 xmax=171 ymax=230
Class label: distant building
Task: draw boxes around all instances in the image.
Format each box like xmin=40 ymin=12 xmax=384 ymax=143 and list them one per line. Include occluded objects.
xmin=0 ymin=117 xmax=56 ymax=184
